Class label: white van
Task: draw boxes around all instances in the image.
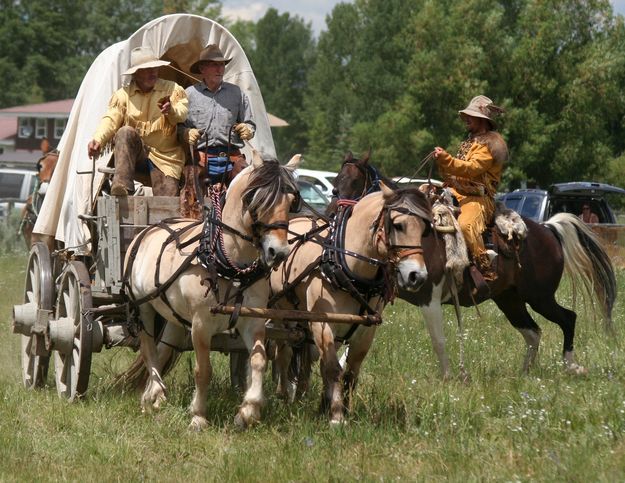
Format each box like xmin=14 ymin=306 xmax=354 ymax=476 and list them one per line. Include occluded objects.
xmin=294 ymin=169 xmax=337 ymax=198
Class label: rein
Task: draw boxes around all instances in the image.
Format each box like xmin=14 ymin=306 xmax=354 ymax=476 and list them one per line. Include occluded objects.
xmin=198 ymin=188 xmax=267 ymax=295
xmin=123 ymin=218 xmax=204 ymax=328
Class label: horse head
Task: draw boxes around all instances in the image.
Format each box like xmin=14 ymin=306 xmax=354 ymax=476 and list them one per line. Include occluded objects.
xmin=225 ymin=151 xmax=300 ymax=268
xmin=331 ymin=150 xmax=378 ymax=203
xmin=377 ymin=181 xmax=432 ymax=291
xmin=37 ymin=150 xmax=59 ymax=184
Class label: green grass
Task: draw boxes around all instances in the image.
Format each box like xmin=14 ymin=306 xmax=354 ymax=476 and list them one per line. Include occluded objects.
xmin=2 ymin=248 xmax=625 ymax=481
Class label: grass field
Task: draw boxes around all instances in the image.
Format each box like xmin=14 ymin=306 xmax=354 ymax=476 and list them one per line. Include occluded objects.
xmin=2 ymin=243 xmax=625 ymax=481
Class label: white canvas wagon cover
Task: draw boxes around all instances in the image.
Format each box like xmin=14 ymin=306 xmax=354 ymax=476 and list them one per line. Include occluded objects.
xmin=34 ymin=14 xmax=275 ymax=250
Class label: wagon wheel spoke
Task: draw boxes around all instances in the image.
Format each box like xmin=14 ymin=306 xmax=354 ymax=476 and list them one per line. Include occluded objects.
xmin=19 ymin=242 xmax=53 ymax=389
xmin=53 ymin=261 xmax=93 ymax=401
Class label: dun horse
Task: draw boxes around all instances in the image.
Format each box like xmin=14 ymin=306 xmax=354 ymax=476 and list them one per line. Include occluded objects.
xmin=333 ymin=154 xmax=616 ymax=378
xmin=270 ymin=183 xmax=432 ymax=423
xmin=124 ymin=154 xmax=299 ymax=430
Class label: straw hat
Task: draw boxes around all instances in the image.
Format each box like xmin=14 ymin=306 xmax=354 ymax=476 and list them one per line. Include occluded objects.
xmin=122 ymin=46 xmax=170 ymax=76
xmin=459 ymin=95 xmax=504 ymax=126
xmin=190 ymin=44 xmax=232 ymax=74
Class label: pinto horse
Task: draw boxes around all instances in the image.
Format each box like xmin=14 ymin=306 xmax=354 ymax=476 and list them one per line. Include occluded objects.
xmin=269 ymin=183 xmax=432 ymax=423
xmin=19 ymin=149 xmax=59 ymax=247
xmin=333 ymin=154 xmax=616 ymax=377
xmin=124 ymin=153 xmax=300 ymax=430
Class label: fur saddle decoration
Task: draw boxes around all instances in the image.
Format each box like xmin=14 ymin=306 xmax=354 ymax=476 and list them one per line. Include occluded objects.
xmin=493 ymin=201 xmax=528 ymax=242
xmin=430 ymin=188 xmax=470 ymax=285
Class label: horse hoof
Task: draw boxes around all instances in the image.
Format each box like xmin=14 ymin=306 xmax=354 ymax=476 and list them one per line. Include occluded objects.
xmin=567 ymin=363 xmax=588 ymax=376
xmin=459 ymin=370 xmax=472 ymax=384
xmin=329 ymin=417 xmax=346 ymax=426
xmin=188 ymin=416 xmax=209 ymax=432
xmin=153 ymin=394 xmax=166 ymax=411
xmin=235 ymin=403 xmax=260 ymax=430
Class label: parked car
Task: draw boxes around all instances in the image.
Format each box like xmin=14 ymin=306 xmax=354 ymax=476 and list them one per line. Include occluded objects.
xmin=294 ymin=169 xmax=336 ymax=199
xmin=498 ymin=182 xmax=625 ymax=223
xmin=296 ymin=179 xmax=330 ymax=214
xmin=0 ymin=168 xmax=38 ymax=218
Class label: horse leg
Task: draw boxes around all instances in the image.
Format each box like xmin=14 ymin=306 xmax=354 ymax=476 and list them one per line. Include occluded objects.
xmin=529 ymin=297 xmax=586 ymax=375
xmin=189 ymin=319 xmax=213 ymax=431
xmin=420 ymin=302 xmax=451 ymax=380
xmin=234 ymin=321 xmax=267 ymax=429
xmin=274 ymin=339 xmax=296 ymax=401
xmin=310 ymin=321 xmax=344 ymax=424
xmin=493 ymin=290 xmax=542 ymax=373
xmin=294 ymin=344 xmax=317 ymax=400
xmin=342 ymin=327 xmax=376 ymax=410
xmin=138 ymin=304 xmax=167 ymax=412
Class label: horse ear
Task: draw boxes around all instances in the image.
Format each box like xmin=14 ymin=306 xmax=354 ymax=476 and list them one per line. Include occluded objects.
xmin=344 ymin=151 xmax=353 ymax=162
xmin=362 ymin=147 xmax=372 ymax=164
xmin=380 ymin=180 xmax=394 ymax=199
xmin=40 ymin=138 xmax=50 ymax=154
xmin=286 ymin=154 xmax=301 ymax=169
xmin=251 ymin=149 xmax=264 ymax=168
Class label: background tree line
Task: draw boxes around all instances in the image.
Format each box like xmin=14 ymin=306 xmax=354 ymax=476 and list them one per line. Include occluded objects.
xmin=2 ymin=0 xmax=625 ymax=190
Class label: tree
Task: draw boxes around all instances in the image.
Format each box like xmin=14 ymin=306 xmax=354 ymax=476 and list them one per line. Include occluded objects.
xmin=0 ymin=0 xmax=187 ymax=108
xmin=303 ymin=0 xmax=419 ymax=170
xmin=241 ymin=8 xmax=315 ymax=161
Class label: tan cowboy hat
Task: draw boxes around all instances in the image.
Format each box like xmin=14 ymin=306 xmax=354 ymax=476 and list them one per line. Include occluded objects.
xmin=123 ymin=46 xmax=170 ymax=75
xmin=459 ymin=95 xmax=504 ymax=126
xmin=190 ymin=44 xmax=232 ymax=74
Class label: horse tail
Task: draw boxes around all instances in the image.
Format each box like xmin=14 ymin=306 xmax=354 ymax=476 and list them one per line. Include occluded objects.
xmin=544 ymin=213 xmax=616 ymax=325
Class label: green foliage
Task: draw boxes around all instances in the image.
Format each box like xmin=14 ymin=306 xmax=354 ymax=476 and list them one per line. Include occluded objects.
xmin=0 ymin=0 xmax=165 ymax=108
xmin=301 ymin=0 xmax=625 ymax=188
xmin=240 ymin=9 xmax=316 ymax=161
xmin=0 ymin=212 xmax=29 ymax=255
xmin=163 ymin=0 xmax=222 ymax=20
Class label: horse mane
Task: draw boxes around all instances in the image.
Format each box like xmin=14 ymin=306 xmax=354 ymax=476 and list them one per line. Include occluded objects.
xmin=241 ymin=158 xmax=298 ymax=220
xmin=383 ymin=187 xmax=433 ymax=223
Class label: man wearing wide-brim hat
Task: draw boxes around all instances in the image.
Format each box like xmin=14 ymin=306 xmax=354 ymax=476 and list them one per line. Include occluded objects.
xmin=87 ymin=46 xmax=189 ymax=196
xmin=179 ymin=44 xmax=255 ymax=187
xmin=433 ymin=95 xmax=509 ymax=286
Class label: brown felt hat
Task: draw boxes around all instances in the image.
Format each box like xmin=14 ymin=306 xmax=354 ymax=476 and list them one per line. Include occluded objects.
xmin=190 ymin=44 xmax=232 ymax=74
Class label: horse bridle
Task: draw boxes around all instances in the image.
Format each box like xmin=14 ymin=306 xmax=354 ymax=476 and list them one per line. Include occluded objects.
xmin=242 ymin=187 xmax=300 ymax=248
xmin=374 ymin=205 xmax=430 ymax=264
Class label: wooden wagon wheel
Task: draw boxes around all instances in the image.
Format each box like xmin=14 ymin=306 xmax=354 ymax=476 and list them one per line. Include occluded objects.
xmin=19 ymin=242 xmax=53 ymax=388
xmin=52 ymin=261 xmax=93 ymax=400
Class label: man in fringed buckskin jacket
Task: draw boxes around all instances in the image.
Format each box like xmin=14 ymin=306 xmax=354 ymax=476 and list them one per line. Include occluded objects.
xmin=87 ymin=46 xmax=188 ymax=196
xmin=434 ymin=95 xmax=509 ymax=283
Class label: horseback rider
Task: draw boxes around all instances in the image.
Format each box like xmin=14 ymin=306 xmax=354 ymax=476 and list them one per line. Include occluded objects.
xmin=87 ymin=46 xmax=189 ymax=196
xmin=180 ymin=44 xmax=255 ymax=188
xmin=433 ymin=95 xmax=508 ymax=282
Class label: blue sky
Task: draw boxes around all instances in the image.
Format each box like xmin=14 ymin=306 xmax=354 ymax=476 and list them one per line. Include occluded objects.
xmin=222 ymin=0 xmax=625 ymax=37
xmin=221 ymin=0 xmax=345 ymax=35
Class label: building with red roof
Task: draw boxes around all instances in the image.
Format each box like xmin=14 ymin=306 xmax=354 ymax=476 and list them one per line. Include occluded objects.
xmin=0 ymin=99 xmax=73 ymax=168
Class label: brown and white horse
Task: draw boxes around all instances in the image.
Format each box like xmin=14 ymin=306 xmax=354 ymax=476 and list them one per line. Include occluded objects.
xmin=124 ymin=154 xmax=299 ymax=430
xmin=270 ymin=183 xmax=432 ymax=424
xmin=333 ymin=155 xmax=617 ymax=378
